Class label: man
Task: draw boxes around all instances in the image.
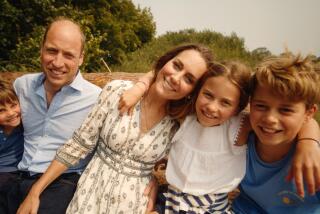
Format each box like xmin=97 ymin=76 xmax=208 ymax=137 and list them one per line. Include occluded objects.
xmin=9 ymin=17 xmax=101 ymax=214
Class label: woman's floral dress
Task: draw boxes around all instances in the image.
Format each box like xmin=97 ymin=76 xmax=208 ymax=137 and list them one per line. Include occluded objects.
xmin=55 ymin=80 xmax=178 ymax=214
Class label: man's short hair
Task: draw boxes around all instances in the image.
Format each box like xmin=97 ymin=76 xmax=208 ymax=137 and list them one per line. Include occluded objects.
xmin=42 ymin=17 xmax=86 ymax=53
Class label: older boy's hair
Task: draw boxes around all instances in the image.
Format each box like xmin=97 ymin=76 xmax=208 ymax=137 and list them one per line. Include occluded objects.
xmin=250 ymin=53 xmax=320 ymax=108
xmin=0 ymin=80 xmax=18 ymax=106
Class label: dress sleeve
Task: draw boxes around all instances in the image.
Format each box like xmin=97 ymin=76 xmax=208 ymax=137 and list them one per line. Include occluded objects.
xmin=55 ymin=80 xmax=130 ymax=167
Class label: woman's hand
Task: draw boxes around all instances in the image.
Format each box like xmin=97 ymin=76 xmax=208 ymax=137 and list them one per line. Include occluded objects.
xmin=17 ymin=191 xmax=40 ymax=214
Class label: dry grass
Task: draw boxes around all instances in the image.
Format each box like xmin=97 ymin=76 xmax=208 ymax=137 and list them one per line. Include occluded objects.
xmin=0 ymin=72 xmax=143 ymax=88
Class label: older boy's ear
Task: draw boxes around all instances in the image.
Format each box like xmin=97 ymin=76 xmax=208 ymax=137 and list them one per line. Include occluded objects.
xmin=305 ymin=104 xmax=318 ymax=122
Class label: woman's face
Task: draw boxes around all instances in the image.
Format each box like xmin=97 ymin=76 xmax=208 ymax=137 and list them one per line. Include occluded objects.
xmin=154 ymin=49 xmax=207 ymax=100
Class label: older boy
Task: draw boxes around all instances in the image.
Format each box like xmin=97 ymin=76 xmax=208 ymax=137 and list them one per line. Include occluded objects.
xmin=0 ymin=80 xmax=24 ymax=213
xmin=233 ymin=54 xmax=320 ymax=213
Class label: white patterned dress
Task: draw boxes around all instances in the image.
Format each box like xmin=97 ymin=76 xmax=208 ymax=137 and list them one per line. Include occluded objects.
xmin=55 ymin=80 xmax=178 ymax=214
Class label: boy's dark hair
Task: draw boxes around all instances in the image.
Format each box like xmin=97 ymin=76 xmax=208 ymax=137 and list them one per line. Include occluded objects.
xmin=0 ymin=80 xmax=19 ymax=106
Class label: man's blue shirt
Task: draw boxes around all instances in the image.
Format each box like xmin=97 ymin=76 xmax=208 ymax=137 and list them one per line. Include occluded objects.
xmin=13 ymin=72 xmax=101 ymax=174
xmin=0 ymin=126 xmax=24 ymax=172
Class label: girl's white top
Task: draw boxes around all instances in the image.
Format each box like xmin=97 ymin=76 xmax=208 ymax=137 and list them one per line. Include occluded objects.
xmin=166 ymin=113 xmax=247 ymax=196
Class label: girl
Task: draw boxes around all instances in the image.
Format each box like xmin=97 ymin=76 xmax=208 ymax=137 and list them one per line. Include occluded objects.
xmin=17 ymin=44 xmax=213 ymax=214
xmin=160 ymin=61 xmax=251 ymax=213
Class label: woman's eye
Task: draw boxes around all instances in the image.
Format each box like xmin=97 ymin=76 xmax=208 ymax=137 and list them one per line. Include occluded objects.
xmin=184 ymin=75 xmax=194 ymax=84
xmin=173 ymin=61 xmax=182 ymax=70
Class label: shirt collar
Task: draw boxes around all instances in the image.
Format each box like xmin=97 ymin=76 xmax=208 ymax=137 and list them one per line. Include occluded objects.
xmin=36 ymin=70 xmax=85 ymax=92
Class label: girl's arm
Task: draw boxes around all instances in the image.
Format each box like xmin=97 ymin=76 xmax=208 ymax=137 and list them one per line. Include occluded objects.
xmin=288 ymin=118 xmax=320 ymax=197
xmin=118 ymin=71 xmax=154 ymax=115
xmin=144 ymin=176 xmax=159 ymax=213
xmin=17 ymin=160 xmax=68 ymax=214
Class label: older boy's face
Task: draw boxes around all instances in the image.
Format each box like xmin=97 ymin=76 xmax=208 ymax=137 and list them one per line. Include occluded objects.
xmin=0 ymin=102 xmax=21 ymax=133
xmin=250 ymin=85 xmax=313 ymax=148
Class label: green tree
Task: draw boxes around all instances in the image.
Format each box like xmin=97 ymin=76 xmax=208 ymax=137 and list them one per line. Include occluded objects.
xmin=115 ymin=29 xmax=259 ymax=73
xmin=0 ymin=0 xmax=156 ymax=72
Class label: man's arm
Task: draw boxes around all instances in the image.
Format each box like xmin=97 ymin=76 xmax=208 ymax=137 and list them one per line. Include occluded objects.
xmin=17 ymin=160 xmax=68 ymax=214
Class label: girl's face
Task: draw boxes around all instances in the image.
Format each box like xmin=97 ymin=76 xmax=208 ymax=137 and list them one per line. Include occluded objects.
xmin=195 ymin=76 xmax=240 ymax=127
xmin=153 ymin=49 xmax=207 ymax=100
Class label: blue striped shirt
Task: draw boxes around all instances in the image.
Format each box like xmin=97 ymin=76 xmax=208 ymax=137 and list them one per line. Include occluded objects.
xmin=13 ymin=72 xmax=101 ymax=174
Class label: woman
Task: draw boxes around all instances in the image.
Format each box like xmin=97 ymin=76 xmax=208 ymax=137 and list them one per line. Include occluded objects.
xmin=17 ymin=44 xmax=213 ymax=214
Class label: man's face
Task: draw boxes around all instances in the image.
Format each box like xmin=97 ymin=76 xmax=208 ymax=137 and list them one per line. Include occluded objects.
xmin=41 ymin=21 xmax=84 ymax=91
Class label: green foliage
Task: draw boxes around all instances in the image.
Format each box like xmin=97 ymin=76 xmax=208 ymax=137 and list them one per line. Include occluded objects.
xmin=114 ymin=29 xmax=267 ymax=73
xmin=0 ymin=0 xmax=155 ymax=72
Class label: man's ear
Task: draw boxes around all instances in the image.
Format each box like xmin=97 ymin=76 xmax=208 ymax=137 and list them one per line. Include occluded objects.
xmin=79 ymin=51 xmax=84 ymax=66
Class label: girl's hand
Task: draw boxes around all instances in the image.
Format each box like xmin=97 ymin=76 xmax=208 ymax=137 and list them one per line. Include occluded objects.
xmin=144 ymin=177 xmax=159 ymax=213
xmin=17 ymin=192 xmax=40 ymax=214
xmin=287 ymin=139 xmax=320 ymax=197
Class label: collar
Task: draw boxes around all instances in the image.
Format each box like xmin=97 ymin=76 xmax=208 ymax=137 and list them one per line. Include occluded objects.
xmin=36 ymin=70 xmax=85 ymax=92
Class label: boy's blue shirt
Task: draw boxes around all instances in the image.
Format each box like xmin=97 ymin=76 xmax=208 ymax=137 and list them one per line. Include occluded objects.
xmin=233 ymin=132 xmax=320 ymax=214
xmin=0 ymin=125 xmax=24 ymax=172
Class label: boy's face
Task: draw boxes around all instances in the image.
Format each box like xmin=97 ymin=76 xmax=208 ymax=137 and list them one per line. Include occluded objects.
xmin=250 ymin=85 xmax=315 ymax=147
xmin=0 ymin=101 xmax=21 ymax=132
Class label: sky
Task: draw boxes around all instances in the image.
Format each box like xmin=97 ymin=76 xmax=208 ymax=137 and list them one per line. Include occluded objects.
xmin=132 ymin=0 xmax=320 ymax=56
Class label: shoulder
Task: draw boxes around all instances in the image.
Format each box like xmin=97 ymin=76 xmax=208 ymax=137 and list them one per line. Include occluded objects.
xmin=102 ymin=80 xmax=134 ymax=93
xmin=14 ymin=73 xmax=41 ymax=86
xmin=14 ymin=73 xmax=42 ymax=93
xmin=79 ymin=79 xmax=102 ymax=96
xmin=229 ymin=111 xmax=248 ymax=126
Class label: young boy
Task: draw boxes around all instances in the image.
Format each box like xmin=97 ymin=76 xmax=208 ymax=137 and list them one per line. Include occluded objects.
xmin=232 ymin=53 xmax=320 ymax=214
xmin=0 ymin=80 xmax=24 ymax=213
